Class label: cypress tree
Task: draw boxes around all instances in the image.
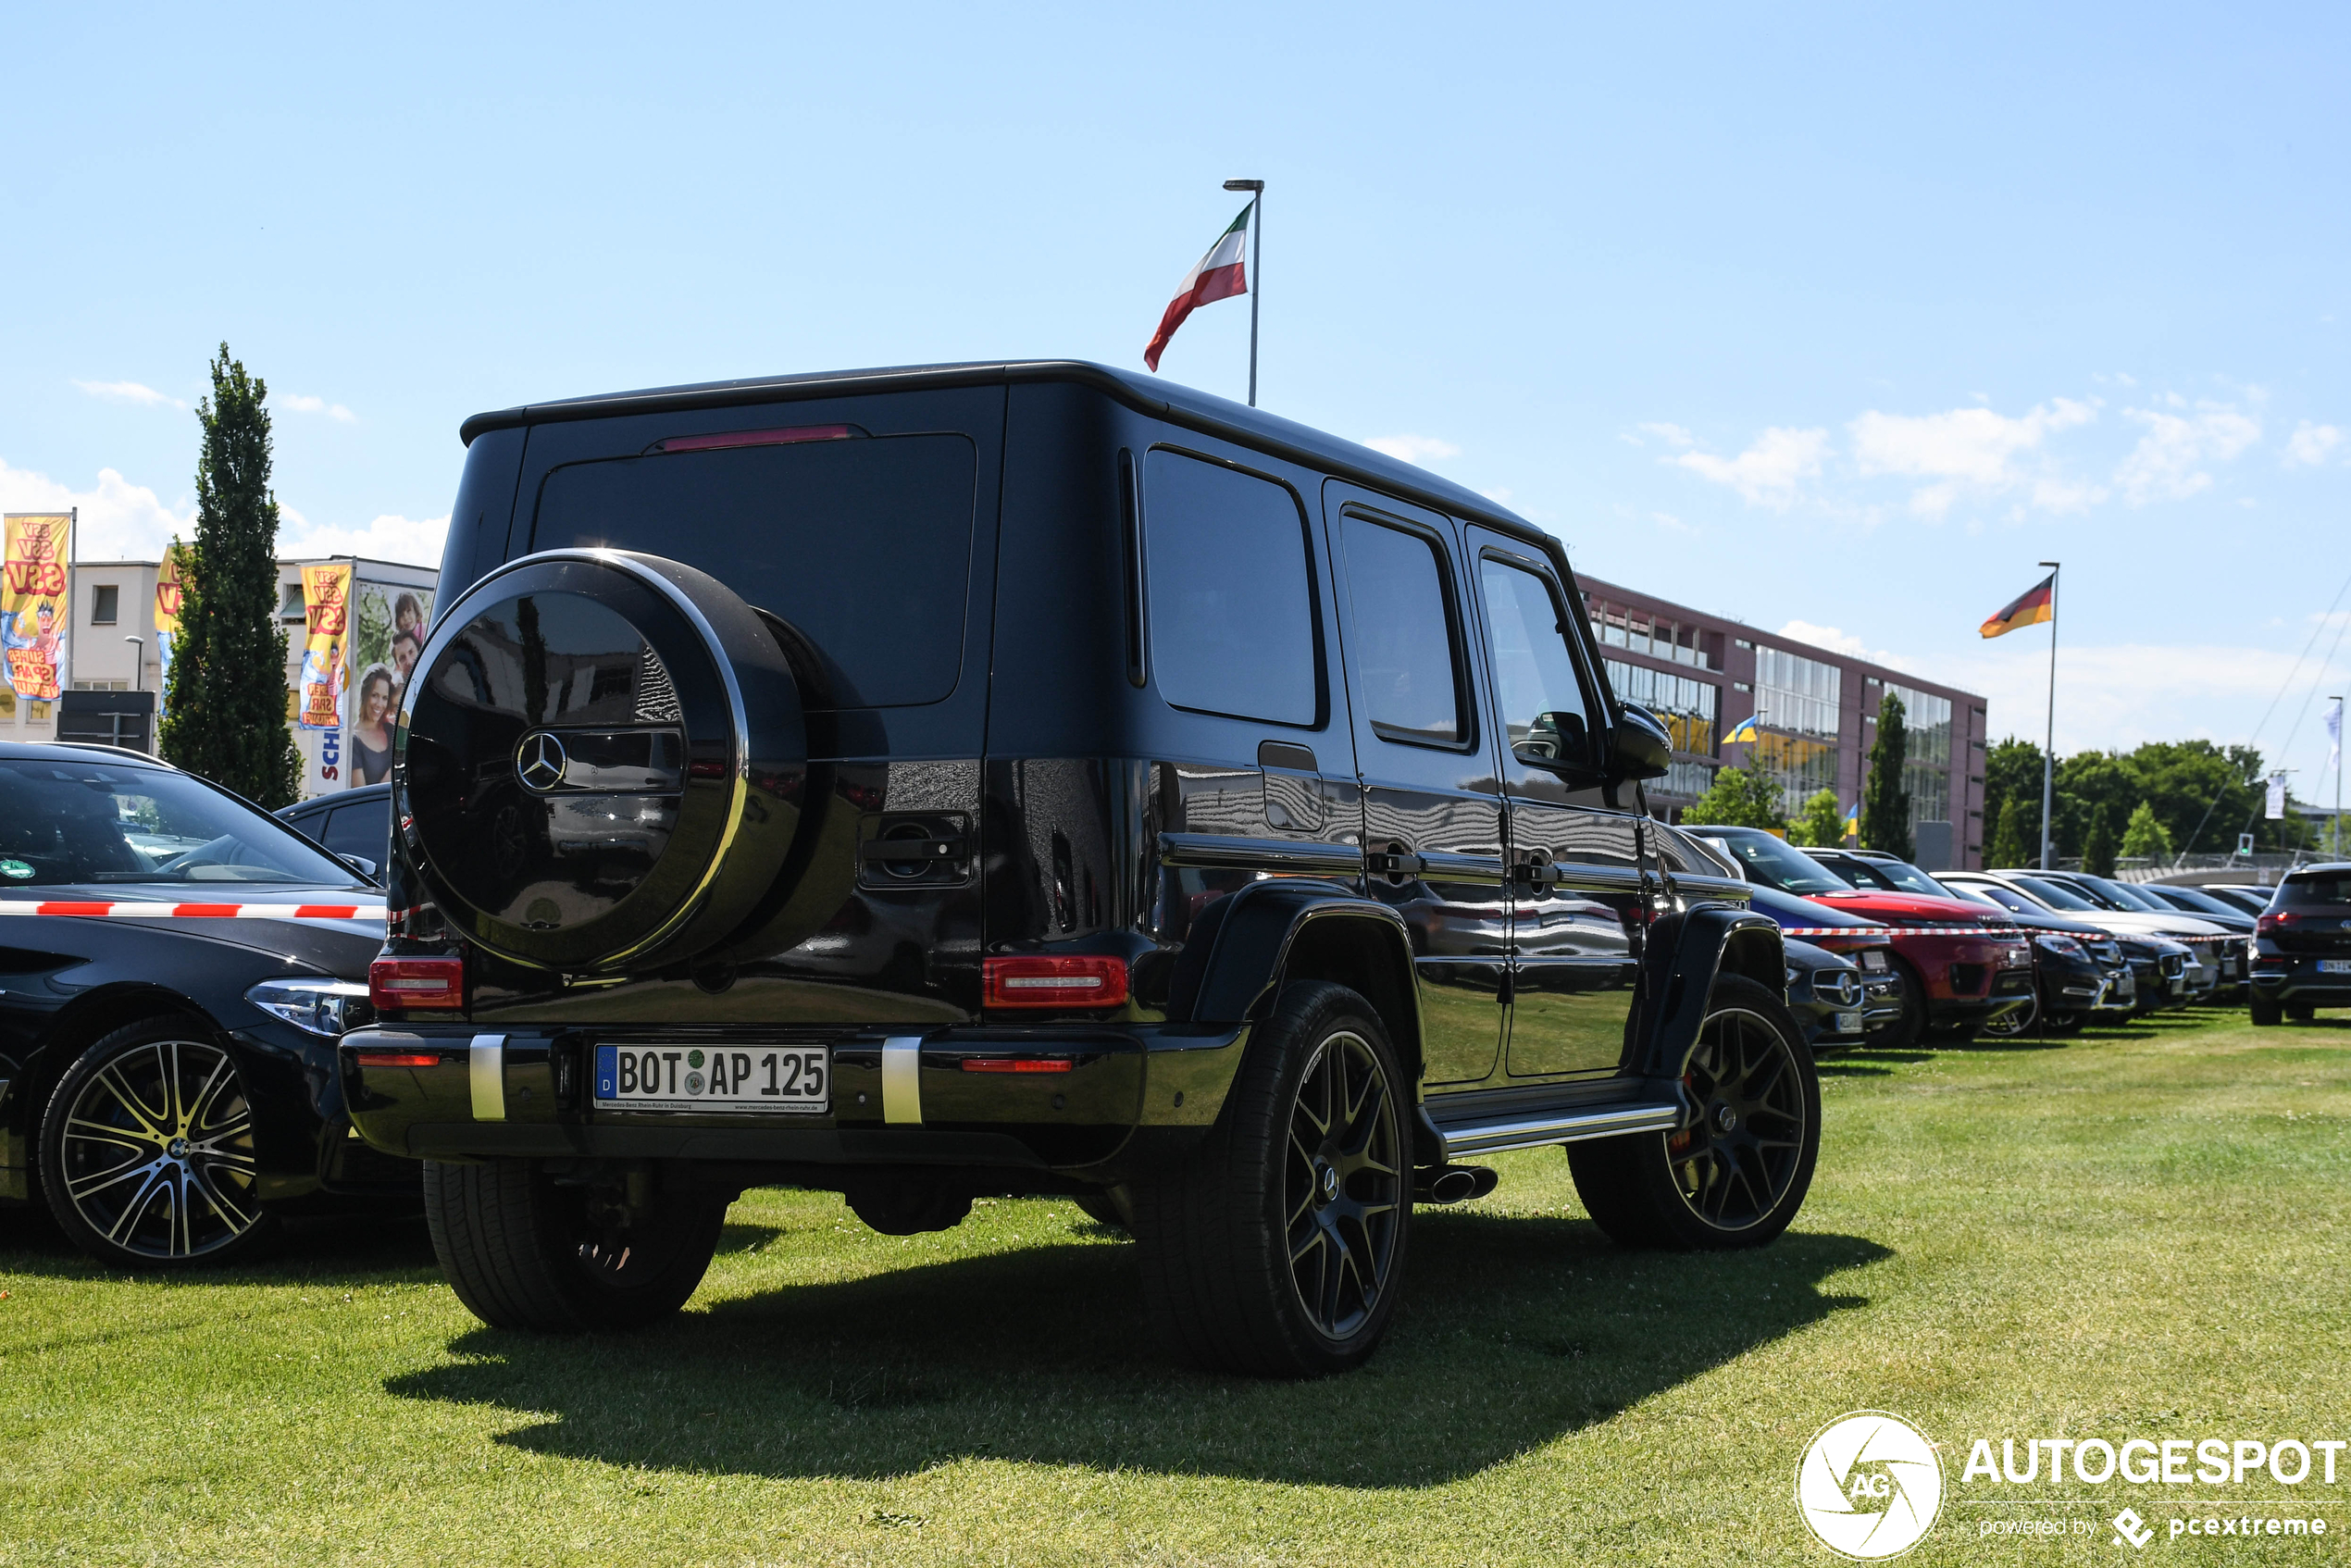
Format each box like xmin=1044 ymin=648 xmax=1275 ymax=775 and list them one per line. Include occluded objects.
xmin=1988 ymin=798 xmax=2031 ymax=869
xmin=159 ymin=344 xmax=301 ymax=807
xmin=1860 ymin=691 xmax=1913 ymax=860
xmin=2081 ymin=803 xmax=2117 ymax=877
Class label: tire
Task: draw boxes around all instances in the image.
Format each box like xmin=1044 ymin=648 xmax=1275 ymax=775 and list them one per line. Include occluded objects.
xmin=2286 ymin=1002 xmax=2316 ymax=1023
xmin=39 ymin=1016 xmax=280 ymax=1269
xmin=1073 ymin=1188 xmax=1134 ymax=1232
xmin=1568 ymin=975 xmax=1821 ymax=1251
xmin=2042 ymin=1010 xmax=2088 ymax=1036
xmin=2249 ymin=997 xmax=2282 ymax=1027
xmin=1131 ymin=981 xmax=1411 ymax=1377
xmin=424 ymin=1158 xmax=727 ymax=1331
xmin=1868 ymin=957 xmax=1926 ymax=1050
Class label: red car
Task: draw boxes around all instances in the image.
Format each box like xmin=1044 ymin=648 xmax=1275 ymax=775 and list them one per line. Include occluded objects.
xmin=1687 ymin=827 xmax=2034 ymax=1044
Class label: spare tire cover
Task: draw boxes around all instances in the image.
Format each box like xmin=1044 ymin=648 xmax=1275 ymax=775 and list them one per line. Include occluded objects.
xmin=395 ymin=549 xmax=806 ymax=972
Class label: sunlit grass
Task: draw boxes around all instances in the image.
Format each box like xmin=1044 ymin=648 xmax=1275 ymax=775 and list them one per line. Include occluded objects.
xmin=2 ymin=1008 xmax=2345 ymax=1565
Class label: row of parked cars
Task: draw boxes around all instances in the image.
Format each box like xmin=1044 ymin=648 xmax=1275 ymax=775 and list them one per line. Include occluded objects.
xmin=5 ymin=360 xmax=2345 ymax=1382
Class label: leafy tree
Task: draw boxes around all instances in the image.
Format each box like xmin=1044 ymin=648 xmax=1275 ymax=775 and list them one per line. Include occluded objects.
xmin=1982 ymin=738 xmax=2046 ymax=865
xmin=1987 ymin=797 xmax=2032 ymax=868
xmin=160 ymin=344 xmax=301 ymax=807
xmin=2081 ymin=803 xmax=2117 ymax=877
xmin=1860 ymin=691 xmax=1912 ymax=860
xmin=1683 ymin=765 xmax=1790 ymax=831
xmin=2120 ymin=800 xmax=2173 ymax=863
xmin=1788 ymin=788 xmax=1845 ymax=847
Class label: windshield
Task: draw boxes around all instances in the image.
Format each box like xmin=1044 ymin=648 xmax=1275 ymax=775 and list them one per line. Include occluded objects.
xmin=1952 ymin=880 xmax=2034 ymax=914
xmin=1822 ymin=853 xmax=1952 ymax=899
xmin=2069 ymin=874 xmax=2163 ymax=912
xmin=2013 ymin=876 xmax=2099 ymax=912
xmin=2150 ymin=885 xmax=2241 ymax=918
xmin=1694 ymin=831 xmax=1855 ymax=895
xmin=0 ymin=760 xmax=360 ymax=888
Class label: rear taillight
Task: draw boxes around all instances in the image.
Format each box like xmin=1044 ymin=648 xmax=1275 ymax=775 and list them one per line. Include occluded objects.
xmin=960 ymin=1057 xmax=1076 ymax=1073
xmin=353 ymin=1050 xmax=442 ymax=1068
xmin=368 ymin=956 xmax=466 ymax=1011
xmin=2258 ymin=912 xmax=2295 ymax=936
xmin=982 ymin=955 xmax=1129 ymax=1009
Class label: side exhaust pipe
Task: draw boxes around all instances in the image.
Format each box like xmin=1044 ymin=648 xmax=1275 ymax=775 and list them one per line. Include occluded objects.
xmin=1414 ymin=1164 xmax=1500 ymax=1204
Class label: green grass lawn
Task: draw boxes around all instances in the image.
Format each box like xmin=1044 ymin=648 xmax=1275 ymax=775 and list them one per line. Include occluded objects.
xmin=4 ymin=1008 xmax=2347 ymax=1565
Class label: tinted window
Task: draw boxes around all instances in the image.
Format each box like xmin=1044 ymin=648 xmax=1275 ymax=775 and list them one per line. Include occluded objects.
xmin=1694 ymin=830 xmax=1853 ymax=895
xmin=1143 ymin=451 xmax=1317 ymax=727
xmin=1478 ymin=556 xmax=1592 ymax=768
xmin=2281 ymin=875 xmax=2351 ymax=906
xmin=1957 ymin=881 xmax=2034 ymax=914
xmin=2014 ymin=876 xmax=2099 ymax=912
xmin=0 ymin=762 xmax=359 ymax=887
xmin=320 ymin=801 xmax=392 ymax=864
xmin=533 ymin=434 xmax=976 ymax=708
xmin=1340 ymin=516 xmax=1465 ymax=746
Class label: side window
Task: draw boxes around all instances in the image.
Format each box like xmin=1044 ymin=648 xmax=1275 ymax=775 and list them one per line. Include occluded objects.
xmin=1143 ymin=450 xmax=1319 ymax=727
xmin=320 ymin=803 xmax=389 ymax=862
xmin=1477 ymin=554 xmax=1594 ymax=769
xmin=1339 ymin=514 xmax=1467 ymax=747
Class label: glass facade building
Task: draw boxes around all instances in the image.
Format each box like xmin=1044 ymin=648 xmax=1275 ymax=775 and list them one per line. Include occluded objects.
xmin=1883 ymin=683 xmax=1954 ymax=831
xmin=1750 ymin=645 xmax=1843 ymax=815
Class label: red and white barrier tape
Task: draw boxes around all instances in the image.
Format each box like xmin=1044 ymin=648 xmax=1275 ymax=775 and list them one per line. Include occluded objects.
xmin=0 ymin=901 xmax=385 ymax=921
xmin=1778 ymin=925 xmax=2026 ymax=940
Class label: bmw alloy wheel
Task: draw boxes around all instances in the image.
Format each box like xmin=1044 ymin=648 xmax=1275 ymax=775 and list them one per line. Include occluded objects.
xmin=55 ymin=1037 xmax=262 ymax=1261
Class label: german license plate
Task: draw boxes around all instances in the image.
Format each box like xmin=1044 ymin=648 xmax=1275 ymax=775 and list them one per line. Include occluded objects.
xmin=593 ymin=1044 xmax=827 ymax=1114
xmin=1834 ymin=1011 xmax=1864 ymax=1034
xmin=2320 ymin=960 xmax=2351 ymax=975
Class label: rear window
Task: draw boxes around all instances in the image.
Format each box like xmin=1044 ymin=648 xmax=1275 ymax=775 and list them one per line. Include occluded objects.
xmin=532 ymin=433 xmax=977 ymax=708
xmin=1143 ymin=450 xmax=1319 ymax=727
xmin=2280 ymin=875 xmax=2351 ymax=906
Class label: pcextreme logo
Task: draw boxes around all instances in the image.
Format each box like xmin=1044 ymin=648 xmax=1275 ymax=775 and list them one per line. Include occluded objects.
xmin=1796 ymin=1411 xmax=1946 ymax=1560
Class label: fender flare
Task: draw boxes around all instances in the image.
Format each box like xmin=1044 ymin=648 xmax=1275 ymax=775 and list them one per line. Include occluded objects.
xmin=1630 ymin=903 xmax=1785 ymax=1083
xmin=1170 ymin=879 xmax=1422 ymax=1072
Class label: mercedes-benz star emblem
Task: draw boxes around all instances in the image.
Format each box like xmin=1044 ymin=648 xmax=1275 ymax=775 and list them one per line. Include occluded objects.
xmin=516 ymin=731 xmax=568 ymax=792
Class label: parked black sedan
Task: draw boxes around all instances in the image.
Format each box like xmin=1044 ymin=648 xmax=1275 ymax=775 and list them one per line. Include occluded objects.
xmin=0 ymin=742 xmax=409 ymax=1267
xmin=1735 ymin=883 xmax=1910 ymax=1048
xmin=1935 ymin=880 xmax=2133 ymax=1035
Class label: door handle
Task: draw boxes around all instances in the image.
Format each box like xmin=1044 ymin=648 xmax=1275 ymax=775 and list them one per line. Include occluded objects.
xmin=1511 ymin=850 xmax=1563 ymax=888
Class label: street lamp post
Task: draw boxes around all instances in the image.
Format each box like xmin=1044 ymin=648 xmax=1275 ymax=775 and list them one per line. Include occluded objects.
xmin=124 ymin=635 xmax=143 ymax=693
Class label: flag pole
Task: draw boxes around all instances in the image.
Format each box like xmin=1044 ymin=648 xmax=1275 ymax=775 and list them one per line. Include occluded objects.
xmin=1224 ymin=178 xmax=1263 ymax=406
xmin=2038 ymin=560 xmax=2059 ymax=869
xmin=2333 ymin=694 xmax=2344 ymax=858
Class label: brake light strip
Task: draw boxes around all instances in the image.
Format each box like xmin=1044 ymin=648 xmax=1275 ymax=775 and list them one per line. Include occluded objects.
xmin=0 ymin=902 xmax=386 ymax=920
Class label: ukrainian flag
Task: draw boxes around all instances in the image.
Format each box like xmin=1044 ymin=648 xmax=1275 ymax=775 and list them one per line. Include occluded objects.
xmin=1724 ymin=715 xmax=1760 ymax=744
xmin=1844 ymin=801 xmax=1860 ymax=840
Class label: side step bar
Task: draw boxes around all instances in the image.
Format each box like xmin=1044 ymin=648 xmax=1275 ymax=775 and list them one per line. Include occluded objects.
xmin=1426 ymin=1101 xmax=1681 ymax=1163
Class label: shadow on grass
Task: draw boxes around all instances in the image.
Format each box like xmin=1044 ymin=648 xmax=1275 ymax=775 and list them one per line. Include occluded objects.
xmin=383 ymin=1211 xmax=1889 ymax=1487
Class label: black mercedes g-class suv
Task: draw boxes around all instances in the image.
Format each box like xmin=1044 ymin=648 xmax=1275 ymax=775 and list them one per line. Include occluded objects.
xmin=342 ymin=361 xmax=1819 ymax=1375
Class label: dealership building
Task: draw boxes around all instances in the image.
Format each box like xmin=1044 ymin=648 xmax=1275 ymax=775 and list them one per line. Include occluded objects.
xmin=1579 ymin=574 xmax=1989 ymax=871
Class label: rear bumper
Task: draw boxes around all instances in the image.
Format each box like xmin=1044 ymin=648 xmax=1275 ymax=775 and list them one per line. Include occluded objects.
xmin=2249 ymin=967 xmax=2351 ymax=1006
xmin=340 ymin=1021 xmax=1250 ymax=1180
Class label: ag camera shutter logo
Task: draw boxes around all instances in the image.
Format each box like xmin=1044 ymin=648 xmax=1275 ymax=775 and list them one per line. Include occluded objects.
xmin=1795 ymin=1411 xmax=1944 ymax=1559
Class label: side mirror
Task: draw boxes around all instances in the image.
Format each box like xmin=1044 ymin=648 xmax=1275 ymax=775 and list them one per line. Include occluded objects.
xmin=342 ymin=854 xmax=380 ymax=880
xmin=1607 ymin=703 xmax=1673 ymax=784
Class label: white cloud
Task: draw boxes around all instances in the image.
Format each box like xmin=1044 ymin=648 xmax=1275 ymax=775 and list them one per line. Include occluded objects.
xmin=1634 ymin=422 xmax=1695 ymax=448
xmin=1650 ymin=510 xmax=1695 ymax=535
xmin=0 ymin=456 xmax=194 ymax=561
xmin=276 ymin=392 xmax=358 ymax=424
xmin=1673 ymin=427 xmax=1827 ymax=509
xmin=1773 ymin=619 xmax=1923 ymax=674
xmin=1847 ymin=399 xmax=2098 ymax=517
xmin=74 ymin=379 xmax=186 ymax=410
xmin=277 ymin=509 xmax=448 ymax=566
xmin=1955 ymin=641 xmax=2310 ymax=755
xmin=2285 ymin=420 xmax=2344 ymax=467
xmin=2114 ymin=405 xmax=2260 ymax=504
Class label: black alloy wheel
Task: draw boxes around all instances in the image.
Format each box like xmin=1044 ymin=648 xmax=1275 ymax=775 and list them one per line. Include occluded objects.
xmin=41 ymin=1018 xmax=276 ymax=1267
xmin=1569 ymin=975 xmax=1822 ymax=1250
xmin=1132 ymin=980 xmax=1412 ymax=1376
xmin=1283 ymin=1027 xmax=1405 ymax=1342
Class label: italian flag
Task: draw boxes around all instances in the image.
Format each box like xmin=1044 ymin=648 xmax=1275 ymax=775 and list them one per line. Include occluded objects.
xmin=1144 ymin=204 xmax=1252 ymax=371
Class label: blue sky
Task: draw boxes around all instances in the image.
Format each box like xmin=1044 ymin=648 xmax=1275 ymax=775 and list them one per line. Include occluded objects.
xmin=6 ymin=4 xmax=2349 ymax=790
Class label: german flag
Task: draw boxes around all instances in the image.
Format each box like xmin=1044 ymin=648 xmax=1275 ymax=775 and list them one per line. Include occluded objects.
xmin=1980 ymin=572 xmax=2055 ymax=639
